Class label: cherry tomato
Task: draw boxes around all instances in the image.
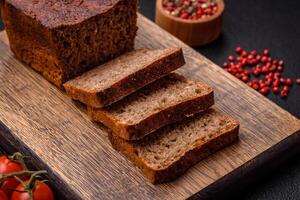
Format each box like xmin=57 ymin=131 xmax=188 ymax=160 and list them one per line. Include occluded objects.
xmin=0 ymin=155 xmax=25 ymax=197
xmin=0 ymin=189 xmax=8 ymax=200
xmin=11 ymin=180 xmax=54 ymax=200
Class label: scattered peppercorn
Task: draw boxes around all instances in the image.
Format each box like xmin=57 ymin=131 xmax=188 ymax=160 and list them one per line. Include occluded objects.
xmin=162 ymin=0 xmax=218 ymax=20
xmin=221 ymin=47 xmax=299 ymax=98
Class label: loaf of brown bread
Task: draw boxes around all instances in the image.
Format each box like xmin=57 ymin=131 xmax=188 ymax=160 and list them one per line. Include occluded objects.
xmin=88 ymin=73 xmax=214 ymax=140
xmin=109 ymin=109 xmax=239 ymax=184
xmin=1 ymin=0 xmax=138 ymax=87
xmin=64 ymin=48 xmax=185 ymax=108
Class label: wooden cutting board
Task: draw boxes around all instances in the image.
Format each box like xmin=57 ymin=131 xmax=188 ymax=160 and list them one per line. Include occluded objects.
xmin=0 ymin=14 xmax=300 ymax=200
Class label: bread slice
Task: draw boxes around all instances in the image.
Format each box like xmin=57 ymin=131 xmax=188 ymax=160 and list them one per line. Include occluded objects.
xmin=88 ymin=73 xmax=214 ymax=140
xmin=64 ymin=48 xmax=185 ymax=108
xmin=108 ymin=109 xmax=239 ymax=184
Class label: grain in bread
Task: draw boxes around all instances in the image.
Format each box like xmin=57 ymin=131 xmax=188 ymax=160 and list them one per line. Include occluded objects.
xmin=109 ymin=109 xmax=239 ymax=184
xmin=88 ymin=73 xmax=214 ymax=140
xmin=64 ymin=48 xmax=185 ymax=108
xmin=1 ymin=0 xmax=138 ymax=87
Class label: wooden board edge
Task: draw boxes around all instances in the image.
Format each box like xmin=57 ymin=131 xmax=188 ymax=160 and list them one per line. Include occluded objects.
xmin=188 ymin=129 xmax=300 ymax=199
xmin=0 ymin=121 xmax=81 ymax=200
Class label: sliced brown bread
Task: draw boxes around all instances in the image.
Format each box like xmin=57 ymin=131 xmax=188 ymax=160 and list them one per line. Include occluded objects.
xmin=64 ymin=48 xmax=185 ymax=108
xmin=88 ymin=73 xmax=214 ymax=140
xmin=108 ymin=109 xmax=239 ymax=184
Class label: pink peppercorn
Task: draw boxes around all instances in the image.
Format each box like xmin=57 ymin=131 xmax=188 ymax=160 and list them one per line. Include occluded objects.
xmin=221 ymin=47 xmax=299 ymax=98
xmin=263 ymin=49 xmax=270 ymax=55
xmin=273 ymin=87 xmax=279 ymax=93
xmin=235 ymin=47 xmax=242 ymax=54
xmin=228 ymin=55 xmax=235 ymax=62
xmin=285 ymin=78 xmax=293 ymax=86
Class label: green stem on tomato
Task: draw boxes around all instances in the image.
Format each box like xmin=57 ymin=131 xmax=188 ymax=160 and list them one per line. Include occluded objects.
xmin=14 ymin=176 xmax=27 ymax=189
xmin=8 ymin=152 xmax=30 ymax=170
xmin=0 ymin=170 xmax=47 ymax=179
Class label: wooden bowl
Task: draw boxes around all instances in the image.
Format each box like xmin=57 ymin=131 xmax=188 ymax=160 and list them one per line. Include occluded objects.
xmin=155 ymin=0 xmax=224 ymax=46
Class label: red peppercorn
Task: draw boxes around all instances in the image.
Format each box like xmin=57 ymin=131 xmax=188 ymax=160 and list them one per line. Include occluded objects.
xmin=280 ymin=78 xmax=286 ymax=84
xmin=221 ymin=47 xmax=298 ymax=98
xmin=242 ymin=76 xmax=249 ymax=82
xmin=251 ymin=50 xmax=257 ymax=56
xmin=259 ymin=81 xmax=267 ymax=88
xmin=235 ymin=73 xmax=241 ymax=78
xmin=261 ymin=56 xmax=268 ymax=63
xmin=260 ymin=87 xmax=270 ymax=95
xmin=253 ymin=69 xmax=260 ymax=76
xmin=228 ymin=55 xmax=235 ymax=62
xmin=247 ymin=54 xmax=254 ymax=60
xmin=272 ymin=60 xmax=278 ymax=65
xmin=283 ymin=85 xmax=289 ymax=92
xmin=241 ymin=59 xmax=247 ymax=66
xmin=274 ymin=72 xmax=281 ymax=78
xmin=263 ymin=49 xmax=270 ymax=55
xmin=262 ymin=66 xmax=269 ymax=73
xmin=273 ymin=80 xmax=280 ymax=87
xmin=241 ymin=50 xmax=248 ymax=57
xmin=223 ymin=62 xmax=229 ymax=68
xmin=269 ymin=65 xmax=276 ymax=72
xmin=237 ymin=56 xmax=243 ymax=62
xmin=243 ymin=70 xmax=250 ymax=76
xmin=265 ymin=80 xmax=272 ymax=86
xmin=277 ymin=65 xmax=283 ymax=71
xmin=235 ymin=47 xmax=242 ymax=54
xmin=280 ymin=90 xmax=288 ymax=98
xmin=273 ymin=87 xmax=279 ymax=93
xmin=278 ymin=60 xmax=284 ymax=66
xmin=268 ymin=57 xmax=272 ymax=62
xmin=256 ymin=55 xmax=261 ymax=61
xmin=252 ymin=83 xmax=259 ymax=90
xmin=285 ymin=78 xmax=293 ymax=86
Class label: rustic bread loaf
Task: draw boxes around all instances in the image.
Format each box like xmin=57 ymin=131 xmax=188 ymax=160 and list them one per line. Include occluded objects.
xmin=64 ymin=48 xmax=185 ymax=108
xmin=1 ymin=0 xmax=138 ymax=87
xmin=88 ymin=73 xmax=214 ymax=140
xmin=109 ymin=109 xmax=239 ymax=184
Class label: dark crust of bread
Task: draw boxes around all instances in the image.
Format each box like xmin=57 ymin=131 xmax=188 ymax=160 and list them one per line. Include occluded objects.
xmin=108 ymin=120 xmax=239 ymax=184
xmin=2 ymin=0 xmax=137 ymax=87
xmin=5 ymin=0 xmax=121 ymax=28
xmin=64 ymin=48 xmax=185 ymax=108
xmin=88 ymin=89 xmax=214 ymax=140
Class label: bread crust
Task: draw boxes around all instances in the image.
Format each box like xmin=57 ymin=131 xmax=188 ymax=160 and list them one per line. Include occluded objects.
xmin=108 ymin=117 xmax=239 ymax=184
xmin=64 ymin=48 xmax=185 ymax=108
xmin=88 ymin=88 xmax=214 ymax=140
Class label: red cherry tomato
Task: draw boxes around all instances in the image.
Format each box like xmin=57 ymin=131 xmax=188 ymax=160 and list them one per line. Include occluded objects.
xmin=0 ymin=189 xmax=9 ymax=200
xmin=11 ymin=180 xmax=54 ymax=200
xmin=0 ymin=155 xmax=25 ymax=197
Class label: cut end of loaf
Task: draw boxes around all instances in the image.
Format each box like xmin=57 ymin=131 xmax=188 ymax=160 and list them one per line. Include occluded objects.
xmin=3 ymin=0 xmax=138 ymax=87
xmin=109 ymin=109 xmax=239 ymax=184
